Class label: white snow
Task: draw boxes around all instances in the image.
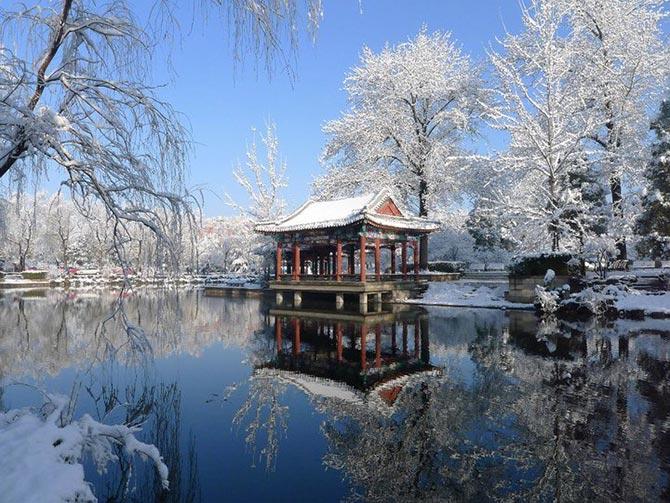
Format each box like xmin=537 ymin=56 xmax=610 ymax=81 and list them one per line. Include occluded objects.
xmin=0 ymin=392 xmax=169 ymax=502
xmin=256 ymin=189 xmax=439 ymax=233
xmin=264 ymin=369 xmax=363 ymax=403
xmin=286 ymin=193 xmax=376 ymax=227
xmin=258 ymin=193 xmax=375 ymax=232
xmin=407 ymin=281 xmax=534 ymax=310
xmin=615 ymin=291 xmax=670 ymax=316
xmin=544 ymin=268 xmax=556 ymax=285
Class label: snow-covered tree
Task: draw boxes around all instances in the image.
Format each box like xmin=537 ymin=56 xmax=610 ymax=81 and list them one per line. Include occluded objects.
xmin=562 ymin=154 xmax=609 ymax=257
xmin=0 ymin=0 xmax=324 ymax=270
xmin=316 ymin=28 xmax=488 ymax=268
xmin=569 ymin=0 xmax=670 ymax=259
xmin=485 ymin=0 xmax=599 ymax=253
xmin=466 ymin=200 xmax=516 ymax=265
xmin=198 ymin=216 xmax=256 ymax=272
xmin=428 ymin=208 xmax=476 ymax=263
xmin=0 ymin=1 xmax=195 ymax=264
xmin=0 ymin=191 xmax=53 ymax=271
xmin=225 ymin=121 xmax=288 ymax=275
xmin=226 ymin=121 xmax=288 ymax=222
xmin=636 ymin=99 xmax=670 ymax=261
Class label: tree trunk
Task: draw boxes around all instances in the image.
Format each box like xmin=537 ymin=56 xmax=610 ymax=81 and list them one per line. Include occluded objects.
xmin=418 ymin=177 xmax=429 ymax=270
xmin=0 ymin=0 xmax=74 ymax=180
xmin=610 ymin=176 xmax=627 ymax=260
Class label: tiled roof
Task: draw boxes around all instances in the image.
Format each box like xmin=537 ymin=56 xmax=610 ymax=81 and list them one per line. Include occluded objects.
xmin=255 ymin=189 xmax=440 ymax=234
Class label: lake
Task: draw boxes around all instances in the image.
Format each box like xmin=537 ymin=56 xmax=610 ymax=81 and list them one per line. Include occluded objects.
xmin=1 ymin=288 xmax=669 ymax=502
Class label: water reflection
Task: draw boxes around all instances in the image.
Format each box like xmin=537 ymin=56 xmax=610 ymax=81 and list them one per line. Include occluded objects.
xmin=0 ymin=290 xmax=669 ymax=501
xmin=240 ymin=305 xmax=670 ymax=502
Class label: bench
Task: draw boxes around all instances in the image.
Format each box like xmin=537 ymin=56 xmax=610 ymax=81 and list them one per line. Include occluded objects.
xmin=608 ymin=259 xmax=630 ymax=271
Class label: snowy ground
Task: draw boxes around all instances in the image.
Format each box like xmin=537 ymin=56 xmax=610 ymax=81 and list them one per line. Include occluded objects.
xmin=406 ymin=281 xmax=534 ymax=310
xmin=615 ymin=290 xmax=670 ymax=317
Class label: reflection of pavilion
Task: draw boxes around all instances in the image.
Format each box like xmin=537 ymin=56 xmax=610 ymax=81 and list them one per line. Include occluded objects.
xmin=260 ymin=307 xmax=438 ymax=408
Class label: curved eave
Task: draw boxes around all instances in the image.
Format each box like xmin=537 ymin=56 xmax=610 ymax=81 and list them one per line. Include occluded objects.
xmin=365 ymin=213 xmax=441 ymax=233
xmin=254 ymin=214 xmax=366 ymax=234
xmin=254 ymin=213 xmax=440 ymax=235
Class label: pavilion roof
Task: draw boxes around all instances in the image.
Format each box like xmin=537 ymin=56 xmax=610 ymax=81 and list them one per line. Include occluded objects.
xmin=254 ymin=189 xmax=440 ymax=234
xmin=255 ymin=367 xmax=442 ymax=416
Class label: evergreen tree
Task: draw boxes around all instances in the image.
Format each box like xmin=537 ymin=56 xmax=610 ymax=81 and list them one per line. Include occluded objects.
xmin=561 ymin=155 xmax=609 ymax=254
xmin=636 ymin=100 xmax=670 ymax=261
xmin=466 ymin=202 xmax=515 ymax=262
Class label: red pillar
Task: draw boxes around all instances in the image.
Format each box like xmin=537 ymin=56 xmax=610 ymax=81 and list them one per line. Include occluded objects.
xmin=360 ymin=323 xmax=367 ymax=370
xmin=401 ymin=242 xmax=408 ymax=279
xmin=275 ymin=318 xmax=282 ymax=353
xmin=292 ymin=318 xmax=301 ymax=356
xmin=276 ymin=242 xmax=282 ymax=280
xmin=375 ymin=325 xmax=382 ymax=368
xmin=359 ymin=235 xmax=367 ymax=282
xmin=390 ymin=243 xmax=396 ymax=275
xmin=413 ymin=240 xmax=420 ymax=279
xmin=336 ymin=241 xmax=342 ymax=281
xmin=374 ymin=238 xmax=381 ymax=281
xmin=402 ymin=321 xmax=408 ymax=356
xmin=336 ymin=322 xmax=343 ymax=362
xmin=292 ymin=243 xmax=301 ymax=281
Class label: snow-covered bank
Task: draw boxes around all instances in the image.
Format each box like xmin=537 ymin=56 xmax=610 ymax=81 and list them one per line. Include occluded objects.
xmin=406 ymin=281 xmax=533 ymax=310
xmin=615 ymin=291 xmax=670 ymax=317
xmin=0 ymin=392 xmax=168 ymax=502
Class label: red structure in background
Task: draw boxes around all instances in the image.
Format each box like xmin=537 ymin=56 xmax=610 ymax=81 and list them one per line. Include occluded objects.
xmin=255 ymin=189 xmax=439 ymax=284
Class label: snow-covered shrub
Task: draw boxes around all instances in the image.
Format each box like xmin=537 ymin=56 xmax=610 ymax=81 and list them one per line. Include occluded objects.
xmin=0 ymin=392 xmax=168 ymax=502
xmin=509 ymin=253 xmax=574 ymax=277
xmin=544 ymin=268 xmax=556 ymax=285
xmin=557 ymin=284 xmax=629 ymax=319
xmin=427 ymin=261 xmax=466 ymax=273
xmin=534 ymin=285 xmax=560 ymax=315
xmin=535 ymin=282 xmax=571 ymax=316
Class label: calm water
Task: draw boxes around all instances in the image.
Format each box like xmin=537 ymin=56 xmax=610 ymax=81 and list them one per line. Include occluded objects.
xmin=1 ymin=288 xmax=669 ymax=502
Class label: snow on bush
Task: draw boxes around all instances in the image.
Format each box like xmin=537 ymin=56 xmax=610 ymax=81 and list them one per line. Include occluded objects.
xmin=534 ymin=285 xmax=560 ymax=315
xmin=544 ymin=268 xmax=556 ymax=285
xmin=0 ymin=392 xmax=168 ymax=502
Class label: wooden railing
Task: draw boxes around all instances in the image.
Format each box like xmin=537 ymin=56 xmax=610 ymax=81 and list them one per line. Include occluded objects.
xmin=275 ymin=273 xmax=417 ymax=282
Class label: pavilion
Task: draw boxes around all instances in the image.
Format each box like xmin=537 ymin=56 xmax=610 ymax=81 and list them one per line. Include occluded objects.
xmin=255 ymin=189 xmax=439 ymax=310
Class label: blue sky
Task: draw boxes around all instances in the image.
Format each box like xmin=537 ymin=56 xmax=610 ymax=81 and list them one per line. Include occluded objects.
xmin=155 ymin=0 xmax=525 ymax=216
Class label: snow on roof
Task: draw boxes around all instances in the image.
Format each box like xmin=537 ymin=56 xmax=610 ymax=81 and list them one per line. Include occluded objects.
xmin=255 ymin=189 xmax=440 ymax=234
xmin=256 ymin=366 xmax=442 ymax=416
xmin=258 ymin=368 xmax=364 ymax=404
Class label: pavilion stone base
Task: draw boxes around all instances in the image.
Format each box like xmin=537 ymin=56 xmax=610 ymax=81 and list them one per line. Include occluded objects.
xmin=507 ymin=275 xmax=571 ymax=304
xmin=270 ymin=279 xmax=422 ymax=312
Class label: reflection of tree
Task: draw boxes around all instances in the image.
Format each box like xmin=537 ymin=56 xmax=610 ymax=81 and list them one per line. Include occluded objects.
xmin=0 ymin=290 xmax=232 ymax=502
xmin=318 ymin=367 xmax=519 ymax=502
xmin=498 ymin=319 xmax=664 ymax=501
xmin=233 ymin=370 xmax=289 ymax=471
xmin=234 ymin=307 xmax=670 ymax=501
xmin=0 ymin=289 xmax=265 ymax=379
xmin=82 ymin=370 xmax=202 ymax=502
xmin=636 ymin=352 xmax=670 ymax=501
